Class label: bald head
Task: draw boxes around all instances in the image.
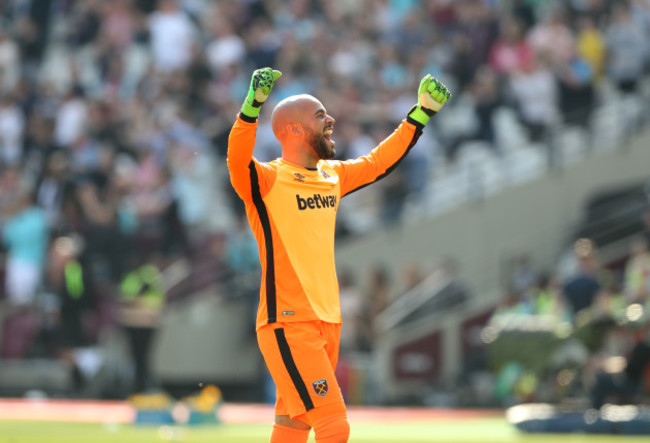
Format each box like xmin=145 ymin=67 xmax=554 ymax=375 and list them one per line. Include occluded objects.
xmin=271 ymin=94 xmax=322 ymax=140
xmin=270 ymin=93 xmax=336 ymax=167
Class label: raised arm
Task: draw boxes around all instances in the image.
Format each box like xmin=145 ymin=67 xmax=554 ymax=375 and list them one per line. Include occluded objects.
xmin=227 ymin=68 xmax=282 ymax=202
xmin=332 ymin=75 xmax=451 ymax=196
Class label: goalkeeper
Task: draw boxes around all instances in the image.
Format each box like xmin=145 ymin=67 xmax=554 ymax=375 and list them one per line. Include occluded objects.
xmin=228 ymin=67 xmax=450 ymax=443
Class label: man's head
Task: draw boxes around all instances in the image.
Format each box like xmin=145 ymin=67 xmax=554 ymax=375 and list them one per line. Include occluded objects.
xmin=271 ymin=94 xmax=336 ymax=165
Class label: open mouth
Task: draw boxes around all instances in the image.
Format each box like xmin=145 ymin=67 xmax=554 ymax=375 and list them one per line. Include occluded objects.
xmin=323 ymin=126 xmax=335 ymax=144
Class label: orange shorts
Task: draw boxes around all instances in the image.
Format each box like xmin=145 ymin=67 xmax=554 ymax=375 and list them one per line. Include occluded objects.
xmin=257 ymin=321 xmax=346 ymax=421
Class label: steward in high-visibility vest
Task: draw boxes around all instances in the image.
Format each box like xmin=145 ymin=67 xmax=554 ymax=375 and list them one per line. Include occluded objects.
xmin=64 ymin=259 xmax=85 ymax=301
xmin=118 ymin=263 xmax=165 ymax=328
xmin=118 ymin=261 xmax=166 ymax=394
xmin=55 ymin=244 xmax=94 ymax=349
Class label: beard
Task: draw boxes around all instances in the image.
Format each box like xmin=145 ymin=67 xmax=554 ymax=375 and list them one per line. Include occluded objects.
xmin=307 ymin=128 xmax=335 ymax=160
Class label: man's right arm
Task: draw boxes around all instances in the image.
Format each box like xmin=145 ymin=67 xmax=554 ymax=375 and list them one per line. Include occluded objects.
xmin=227 ymin=68 xmax=282 ymax=202
xmin=227 ymin=115 xmax=260 ymax=203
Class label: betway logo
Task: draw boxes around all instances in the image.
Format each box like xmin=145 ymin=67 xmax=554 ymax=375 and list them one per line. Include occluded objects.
xmin=296 ymin=193 xmax=338 ymax=210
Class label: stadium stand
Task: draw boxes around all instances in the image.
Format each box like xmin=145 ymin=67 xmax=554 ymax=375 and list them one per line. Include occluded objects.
xmin=0 ymin=0 xmax=649 ymax=408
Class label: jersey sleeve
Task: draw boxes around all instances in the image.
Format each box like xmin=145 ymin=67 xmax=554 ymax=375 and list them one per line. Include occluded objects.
xmin=330 ymin=119 xmax=424 ymax=197
xmin=227 ymin=114 xmax=275 ymax=202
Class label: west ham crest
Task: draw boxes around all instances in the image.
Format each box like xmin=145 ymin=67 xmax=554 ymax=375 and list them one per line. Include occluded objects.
xmin=312 ymin=379 xmax=329 ymax=396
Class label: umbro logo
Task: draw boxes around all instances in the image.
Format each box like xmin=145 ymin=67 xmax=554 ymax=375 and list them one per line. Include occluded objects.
xmin=293 ymin=173 xmax=306 ymax=183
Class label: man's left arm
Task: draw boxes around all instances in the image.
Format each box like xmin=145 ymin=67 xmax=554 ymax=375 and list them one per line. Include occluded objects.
xmin=333 ymin=75 xmax=451 ymax=197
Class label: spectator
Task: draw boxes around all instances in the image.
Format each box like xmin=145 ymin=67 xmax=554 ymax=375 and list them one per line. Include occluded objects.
xmin=631 ymin=0 xmax=650 ymax=38
xmin=35 ymin=150 xmax=73 ymax=228
xmin=400 ymin=262 xmax=425 ymax=294
xmin=46 ymin=235 xmax=96 ymax=393
xmin=76 ymin=178 xmax=130 ymax=281
xmin=0 ymin=31 xmax=19 ymax=92
xmin=510 ymin=254 xmax=538 ymax=296
xmin=338 ymin=270 xmax=364 ymax=354
xmin=14 ymin=1 xmax=52 ymax=81
xmin=168 ymin=141 xmax=213 ymax=232
xmin=488 ymin=17 xmax=534 ymax=76
xmin=529 ymin=273 xmax=569 ymax=320
xmin=554 ymin=48 xmax=595 ymax=129
xmin=590 ymin=277 xmax=626 ymax=323
xmin=456 ymin=0 xmax=498 ymax=73
xmin=66 ymin=0 xmax=103 ymax=48
xmin=117 ymin=253 xmax=166 ymax=394
xmin=359 ymin=265 xmax=393 ymax=352
xmin=511 ymin=0 xmax=536 ymax=32
xmin=184 ymin=44 xmax=213 ymax=119
xmin=643 ymin=207 xmax=650 ymax=248
xmin=446 ymin=65 xmax=502 ymax=160
xmin=101 ymin=0 xmax=138 ymax=51
xmin=576 ymin=15 xmax=606 ymax=81
xmin=54 ymin=86 xmax=87 ymax=149
xmin=227 ymin=216 xmax=260 ymax=274
xmin=488 ymin=287 xmax=533 ymax=329
xmin=562 ymin=239 xmax=602 ymax=317
xmin=448 ymin=33 xmax=478 ymax=94
xmin=604 ymin=3 xmax=647 ymax=94
xmin=148 ymin=0 xmax=198 ymax=73
xmin=24 ymin=115 xmax=57 ymax=172
xmin=509 ymin=53 xmax=559 ymax=144
xmin=590 ymin=323 xmax=650 ymax=409
xmin=0 ymin=96 xmax=25 ymax=165
xmin=184 ymin=232 xmax=234 ymax=296
xmin=528 ymin=8 xmax=576 ymax=66
xmin=471 ymin=66 xmax=502 ymax=149
xmin=623 ymin=237 xmax=650 ymax=304
xmin=379 ymin=156 xmax=407 ymax=226
xmin=0 ymin=183 xmax=48 ymax=359
xmin=401 ymin=138 xmax=432 ymax=203
xmin=205 ymin=15 xmax=247 ymax=75
xmin=2 ymin=185 xmax=49 ymax=307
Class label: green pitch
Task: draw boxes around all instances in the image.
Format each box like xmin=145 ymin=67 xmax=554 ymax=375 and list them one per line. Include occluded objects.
xmin=0 ymin=419 xmax=649 ymax=443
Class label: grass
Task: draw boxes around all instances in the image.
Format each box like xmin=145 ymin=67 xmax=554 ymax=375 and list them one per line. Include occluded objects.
xmin=1 ymin=418 xmax=649 ymax=443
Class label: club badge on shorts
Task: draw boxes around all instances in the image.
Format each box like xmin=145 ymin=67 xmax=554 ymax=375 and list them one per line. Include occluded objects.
xmin=312 ymin=379 xmax=329 ymax=396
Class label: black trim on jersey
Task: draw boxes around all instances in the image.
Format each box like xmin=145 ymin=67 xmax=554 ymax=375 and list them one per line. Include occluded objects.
xmin=249 ymin=161 xmax=277 ymax=323
xmin=239 ymin=112 xmax=258 ymax=124
xmin=344 ymin=122 xmax=424 ymax=196
xmin=274 ymin=328 xmax=315 ymax=412
xmin=406 ymin=115 xmax=426 ymax=130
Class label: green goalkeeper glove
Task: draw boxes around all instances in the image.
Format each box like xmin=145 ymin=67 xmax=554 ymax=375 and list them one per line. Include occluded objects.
xmin=408 ymin=75 xmax=452 ymax=126
xmin=240 ymin=67 xmax=283 ymax=119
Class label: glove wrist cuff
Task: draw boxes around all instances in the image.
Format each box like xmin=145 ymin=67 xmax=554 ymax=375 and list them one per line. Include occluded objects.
xmin=407 ymin=105 xmax=434 ymax=126
xmin=241 ymin=100 xmax=261 ymax=120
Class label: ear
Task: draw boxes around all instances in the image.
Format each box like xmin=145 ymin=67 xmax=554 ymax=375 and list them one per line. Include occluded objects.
xmin=287 ymin=123 xmax=303 ymax=137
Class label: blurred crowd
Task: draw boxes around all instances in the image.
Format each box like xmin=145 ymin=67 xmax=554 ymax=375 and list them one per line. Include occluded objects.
xmin=0 ymin=0 xmax=649 ymax=396
xmin=484 ymin=210 xmax=650 ymax=408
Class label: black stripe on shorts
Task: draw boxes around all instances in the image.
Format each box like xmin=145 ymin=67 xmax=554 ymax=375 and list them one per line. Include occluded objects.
xmin=274 ymin=328 xmax=314 ymax=411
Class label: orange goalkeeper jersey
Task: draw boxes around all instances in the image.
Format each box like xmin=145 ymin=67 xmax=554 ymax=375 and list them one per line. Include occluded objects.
xmin=227 ymin=114 xmax=423 ymax=330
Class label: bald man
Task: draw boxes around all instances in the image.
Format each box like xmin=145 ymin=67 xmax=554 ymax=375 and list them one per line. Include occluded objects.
xmin=228 ymin=68 xmax=450 ymax=443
